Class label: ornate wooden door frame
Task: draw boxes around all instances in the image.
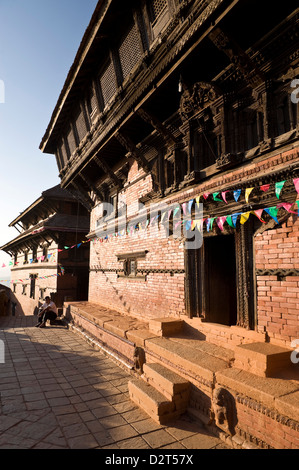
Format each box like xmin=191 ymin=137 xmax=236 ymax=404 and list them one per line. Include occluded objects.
xmin=185 ymin=223 xmax=256 ymax=330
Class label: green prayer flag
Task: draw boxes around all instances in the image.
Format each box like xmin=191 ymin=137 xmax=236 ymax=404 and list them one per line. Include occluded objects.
xmin=226 ymin=215 xmax=235 ymax=228
xmin=275 ymin=181 xmax=286 ymax=199
xmin=213 ymin=192 xmax=222 ymax=202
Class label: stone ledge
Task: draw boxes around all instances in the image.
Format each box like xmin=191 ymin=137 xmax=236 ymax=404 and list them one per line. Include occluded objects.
xmin=145 ymin=336 xmax=229 ymax=385
xmin=216 ymin=368 xmax=299 ymax=410
xmin=234 ymin=342 xmax=292 ymax=377
xmin=148 ymin=318 xmax=184 ymax=337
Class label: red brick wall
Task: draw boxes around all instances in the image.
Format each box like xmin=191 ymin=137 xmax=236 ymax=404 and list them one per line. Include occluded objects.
xmin=255 ymin=216 xmax=299 ymax=347
xmin=89 ymin=160 xmax=186 ymax=321
xmin=236 ymin=400 xmax=299 ymax=449
xmin=89 ymin=234 xmax=185 ymax=321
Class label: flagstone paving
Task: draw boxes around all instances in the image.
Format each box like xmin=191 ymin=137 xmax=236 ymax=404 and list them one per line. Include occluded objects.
xmin=0 ymin=316 xmax=230 ymax=449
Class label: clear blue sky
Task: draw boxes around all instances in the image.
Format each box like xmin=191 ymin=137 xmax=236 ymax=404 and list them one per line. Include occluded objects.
xmin=0 ymin=0 xmax=98 ymax=281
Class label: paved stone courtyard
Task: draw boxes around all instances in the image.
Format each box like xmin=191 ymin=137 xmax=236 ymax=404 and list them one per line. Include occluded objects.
xmin=0 ymin=316 xmax=229 ymax=449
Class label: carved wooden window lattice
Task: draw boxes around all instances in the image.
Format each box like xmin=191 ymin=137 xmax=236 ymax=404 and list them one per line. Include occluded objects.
xmin=119 ymin=21 xmax=143 ymax=81
xmin=66 ymin=126 xmax=76 ymax=156
xmin=75 ymin=108 xmax=88 ymax=143
xmin=87 ymin=86 xmax=98 ymax=121
xmin=59 ymin=140 xmax=69 ymax=167
xmin=149 ymin=0 xmax=168 ymax=24
xmin=99 ymin=59 xmax=118 ymax=108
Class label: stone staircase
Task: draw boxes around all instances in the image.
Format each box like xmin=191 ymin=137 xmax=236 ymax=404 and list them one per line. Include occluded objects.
xmin=128 ymin=362 xmax=190 ymax=425
xmin=64 ymin=302 xmax=299 ymax=449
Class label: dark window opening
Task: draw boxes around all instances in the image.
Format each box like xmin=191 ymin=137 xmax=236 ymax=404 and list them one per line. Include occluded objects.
xmin=30 ymin=275 xmax=36 ymax=299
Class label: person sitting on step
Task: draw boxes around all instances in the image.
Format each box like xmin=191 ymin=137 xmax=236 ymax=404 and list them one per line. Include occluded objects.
xmin=35 ymin=296 xmax=58 ymax=328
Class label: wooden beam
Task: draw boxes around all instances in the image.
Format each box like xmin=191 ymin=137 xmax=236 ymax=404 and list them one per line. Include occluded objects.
xmin=79 ymin=172 xmax=103 ymax=201
xmin=209 ymin=27 xmax=265 ymax=88
xmin=94 ymin=155 xmax=122 ymax=189
xmin=68 ymin=182 xmax=93 ymax=212
xmin=137 ymin=108 xmax=179 ymax=145
xmin=115 ymin=131 xmax=151 ymax=173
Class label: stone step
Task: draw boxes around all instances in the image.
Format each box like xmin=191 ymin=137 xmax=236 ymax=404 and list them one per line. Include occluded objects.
xmin=234 ymin=342 xmax=292 ymax=377
xmin=128 ymin=378 xmax=183 ymax=425
xmin=145 ymin=336 xmax=230 ymax=383
xmin=148 ymin=318 xmax=184 ymax=337
xmin=168 ymin=336 xmax=234 ymax=365
xmin=143 ymin=362 xmax=190 ymax=402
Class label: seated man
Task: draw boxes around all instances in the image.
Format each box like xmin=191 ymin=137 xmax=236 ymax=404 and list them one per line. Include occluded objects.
xmin=35 ymin=296 xmax=58 ymax=328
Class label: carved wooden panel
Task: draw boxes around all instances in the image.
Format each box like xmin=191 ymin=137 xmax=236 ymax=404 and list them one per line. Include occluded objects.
xmin=119 ymin=21 xmax=143 ymax=80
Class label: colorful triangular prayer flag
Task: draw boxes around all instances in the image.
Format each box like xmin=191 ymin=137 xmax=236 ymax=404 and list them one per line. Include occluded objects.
xmin=221 ymin=191 xmax=229 ymax=204
xmin=260 ymin=184 xmax=270 ymax=192
xmin=233 ymin=189 xmax=241 ymax=202
xmin=217 ymin=216 xmax=226 ymax=231
xmin=277 ymin=203 xmax=297 ymax=214
xmin=245 ymin=188 xmax=254 ymax=203
xmin=264 ymin=207 xmax=279 ymax=224
xmin=213 ymin=192 xmax=222 ymax=202
xmin=275 ymin=181 xmax=286 ymax=199
xmin=232 ymin=212 xmax=241 ymax=227
xmin=240 ymin=212 xmax=251 ymax=224
xmin=188 ymin=199 xmax=194 ymax=213
xmin=254 ymin=209 xmax=266 ymax=223
xmin=226 ymin=216 xmax=234 ymax=228
xmin=293 ymin=178 xmax=299 ymax=194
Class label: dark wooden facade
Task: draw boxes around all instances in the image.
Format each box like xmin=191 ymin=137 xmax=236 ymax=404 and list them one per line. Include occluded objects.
xmin=40 ymin=0 xmax=299 ymax=337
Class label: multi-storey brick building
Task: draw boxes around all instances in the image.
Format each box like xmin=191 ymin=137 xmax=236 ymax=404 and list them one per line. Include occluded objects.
xmin=40 ymin=0 xmax=299 ymax=448
xmin=0 ymin=185 xmax=90 ymax=316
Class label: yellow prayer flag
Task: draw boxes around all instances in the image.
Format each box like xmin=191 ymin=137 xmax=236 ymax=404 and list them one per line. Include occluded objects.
xmin=245 ymin=187 xmax=254 ymax=203
xmin=240 ymin=212 xmax=251 ymax=224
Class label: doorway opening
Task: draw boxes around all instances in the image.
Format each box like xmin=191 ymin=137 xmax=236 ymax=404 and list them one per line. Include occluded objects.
xmin=204 ymin=234 xmax=237 ymax=326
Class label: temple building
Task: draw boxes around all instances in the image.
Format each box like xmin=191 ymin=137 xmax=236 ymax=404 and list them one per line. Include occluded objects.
xmin=40 ymin=0 xmax=299 ymax=449
xmin=0 ymin=185 xmax=90 ymax=316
